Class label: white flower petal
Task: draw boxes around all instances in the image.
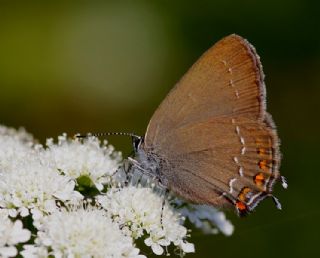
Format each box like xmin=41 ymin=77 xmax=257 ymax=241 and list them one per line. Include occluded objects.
xmin=10 ymin=220 xmax=31 ymax=244
xmin=20 ymin=207 xmax=29 ymax=217
xmin=151 ymin=243 xmax=163 ymax=255
xmin=0 ymin=246 xmax=17 ymax=257
xmin=180 ymin=242 xmax=195 ymax=253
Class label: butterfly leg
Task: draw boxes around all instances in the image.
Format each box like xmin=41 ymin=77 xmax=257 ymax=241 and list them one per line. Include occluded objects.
xmin=160 ymin=188 xmax=170 ymax=230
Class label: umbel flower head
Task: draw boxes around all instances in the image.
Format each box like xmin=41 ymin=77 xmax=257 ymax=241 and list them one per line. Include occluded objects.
xmin=98 ymin=185 xmax=194 ymax=255
xmin=22 ymin=203 xmax=144 ymax=258
xmin=42 ymin=134 xmax=122 ymax=191
xmin=0 ymin=125 xmax=234 ymax=257
xmin=0 ymin=128 xmax=82 ymax=217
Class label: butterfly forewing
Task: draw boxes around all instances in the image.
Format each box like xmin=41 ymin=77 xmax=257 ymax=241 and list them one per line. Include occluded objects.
xmin=145 ymin=34 xmax=266 ymax=147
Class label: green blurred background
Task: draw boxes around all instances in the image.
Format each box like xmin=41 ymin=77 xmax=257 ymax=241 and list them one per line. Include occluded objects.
xmin=0 ymin=1 xmax=319 ymax=257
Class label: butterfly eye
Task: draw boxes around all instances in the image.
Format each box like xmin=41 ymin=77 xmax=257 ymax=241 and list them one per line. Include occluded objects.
xmin=132 ymin=136 xmax=143 ymax=152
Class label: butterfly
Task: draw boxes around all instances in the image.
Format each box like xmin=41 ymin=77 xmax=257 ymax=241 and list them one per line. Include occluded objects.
xmin=130 ymin=34 xmax=287 ymax=216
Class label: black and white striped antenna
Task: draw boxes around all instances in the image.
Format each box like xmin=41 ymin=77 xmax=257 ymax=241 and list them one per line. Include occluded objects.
xmin=76 ymin=132 xmax=141 ymax=139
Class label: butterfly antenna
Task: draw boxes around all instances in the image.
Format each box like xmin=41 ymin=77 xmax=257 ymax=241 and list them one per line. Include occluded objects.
xmin=75 ymin=132 xmax=141 ymax=139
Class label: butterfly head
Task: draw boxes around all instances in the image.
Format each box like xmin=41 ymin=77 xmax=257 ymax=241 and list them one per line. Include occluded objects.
xmin=132 ymin=135 xmax=144 ymax=153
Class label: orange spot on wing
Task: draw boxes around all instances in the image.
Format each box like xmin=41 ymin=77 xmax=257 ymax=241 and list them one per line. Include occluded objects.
xmin=238 ymin=187 xmax=251 ymax=201
xmin=258 ymin=160 xmax=269 ymax=171
xmin=257 ymin=148 xmax=267 ymax=155
xmin=254 ymin=172 xmax=265 ymax=186
xmin=243 ymin=187 xmax=251 ymax=195
xmin=236 ymin=201 xmax=247 ymax=211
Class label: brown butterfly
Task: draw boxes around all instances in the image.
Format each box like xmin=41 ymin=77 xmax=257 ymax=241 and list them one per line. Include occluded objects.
xmin=129 ymin=34 xmax=287 ymax=216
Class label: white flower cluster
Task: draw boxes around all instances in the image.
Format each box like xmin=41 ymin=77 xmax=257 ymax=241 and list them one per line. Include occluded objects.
xmin=0 ymin=125 xmax=234 ymax=257
xmin=22 ymin=204 xmax=144 ymax=258
xmin=0 ymin=127 xmax=82 ymax=217
xmin=178 ymin=204 xmax=234 ymax=236
xmin=42 ymin=134 xmax=122 ymax=191
xmin=98 ymin=186 xmax=194 ymax=255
